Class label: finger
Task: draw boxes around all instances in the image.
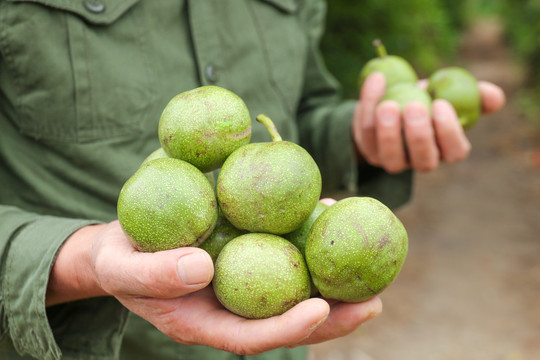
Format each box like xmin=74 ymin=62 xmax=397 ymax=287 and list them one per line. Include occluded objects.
xmin=291 ymin=296 xmax=382 ymax=346
xmin=93 ymin=222 xmax=214 ymax=298
xmin=403 ymin=101 xmax=440 ymax=172
xmin=319 ymin=198 xmax=337 ymax=206
xmin=417 ymin=78 xmax=429 ymax=90
xmin=432 ymin=99 xmax=471 ymax=163
xmin=199 ymin=297 xmax=331 ymax=355
xmin=478 ymin=81 xmax=505 ymax=114
xmin=122 ymin=288 xmax=330 ymax=355
xmin=353 ymin=72 xmax=387 ymax=165
xmin=375 ymin=100 xmax=408 ymax=173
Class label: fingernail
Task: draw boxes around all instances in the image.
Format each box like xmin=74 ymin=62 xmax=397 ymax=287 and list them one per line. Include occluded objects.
xmin=377 ymin=101 xmax=399 ymax=125
xmin=366 ymin=297 xmax=383 ymax=320
xmin=177 ymin=252 xmax=213 ymax=286
xmin=370 ymin=72 xmax=385 ymax=82
xmin=379 ymin=114 xmax=395 ymax=126
xmin=362 ymin=72 xmax=386 ymax=97
xmin=405 ymin=103 xmax=428 ymax=124
xmin=432 ymin=99 xmax=454 ymax=117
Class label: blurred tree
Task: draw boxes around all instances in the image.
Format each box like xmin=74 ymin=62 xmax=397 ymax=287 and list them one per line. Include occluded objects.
xmin=501 ymin=0 xmax=540 ymax=87
xmin=499 ymin=0 xmax=540 ymax=126
xmin=320 ymin=0 xmax=460 ymax=98
xmin=438 ymin=0 xmax=467 ymax=30
xmin=465 ymin=0 xmax=505 ymax=20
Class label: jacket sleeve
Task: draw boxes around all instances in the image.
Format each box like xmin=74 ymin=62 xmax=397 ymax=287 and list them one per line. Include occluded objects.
xmin=0 ymin=205 xmax=128 ymax=360
xmin=295 ymin=0 xmax=413 ymax=209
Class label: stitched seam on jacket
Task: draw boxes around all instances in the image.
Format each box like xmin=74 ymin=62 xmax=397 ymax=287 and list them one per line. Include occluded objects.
xmin=0 ymin=3 xmax=25 ymax=131
xmin=245 ymin=0 xmax=291 ymax=117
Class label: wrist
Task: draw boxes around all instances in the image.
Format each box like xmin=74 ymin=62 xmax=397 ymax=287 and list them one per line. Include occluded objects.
xmin=46 ymin=223 xmax=108 ymax=306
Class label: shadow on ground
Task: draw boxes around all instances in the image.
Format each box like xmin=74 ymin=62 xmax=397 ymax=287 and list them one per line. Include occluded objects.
xmin=309 ymin=18 xmax=540 ymax=360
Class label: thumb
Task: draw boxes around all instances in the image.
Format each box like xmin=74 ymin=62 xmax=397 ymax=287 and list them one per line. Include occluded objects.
xmin=353 ymin=72 xmax=387 ymax=166
xmin=93 ymin=222 xmax=214 ymax=298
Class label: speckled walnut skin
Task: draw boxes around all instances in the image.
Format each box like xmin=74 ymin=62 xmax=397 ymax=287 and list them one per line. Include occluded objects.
xmin=117 ymin=158 xmax=218 ymax=252
xmin=213 ymin=233 xmax=311 ymax=319
xmin=217 ymin=140 xmax=322 ymax=235
xmin=306 ymin=197 xmax=408 ymax=302
xmin=158 ymin=86 xmax=252 ymax=173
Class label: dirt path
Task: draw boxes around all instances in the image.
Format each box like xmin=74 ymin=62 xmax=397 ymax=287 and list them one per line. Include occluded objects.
xmin=309 ymin=19 xmax=540 ymax=360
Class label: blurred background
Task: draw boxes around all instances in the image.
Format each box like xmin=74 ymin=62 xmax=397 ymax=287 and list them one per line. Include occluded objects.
xmin=309 ymin=0 xmax=540 ymax=359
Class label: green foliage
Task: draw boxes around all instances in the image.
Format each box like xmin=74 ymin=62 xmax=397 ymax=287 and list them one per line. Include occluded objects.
xmin=320 ymin=0 xmax=460 ymax=98
xmin=438 ymin=0 xmax=468 ymax=30
xmin=464 ymin=0 xmax=505 ymax=19
xmin=500 ymin=0 xmax=540 ymax=87
xmin=516 ymin=89 xmax=540 ymax=128
xmin=499 ymin=0 xmax=540 ymax=125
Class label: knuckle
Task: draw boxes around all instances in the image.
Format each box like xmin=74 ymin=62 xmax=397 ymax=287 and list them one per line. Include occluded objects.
xmin=360 ymin=122 xmax=375 ymax=132
xmin=239 ymin=346 xmax=263 ymax=356
xmin=365 ymin=155 xmax=381 ymax=167
xmin=227 ymin=340 xmax=263 ymax=356
xmin=415 ymin=159 xmax=439 ymax=172
xmin=406 ymin=133 xmax=431 ymax=148
xmin=95 ymin=268 xmax=116 ymax=294
xmin=359 ymin=149 xmax=380 ymax=166
xmin=92 ymin=256 xmax=116 ymax=294
xmin=384 ymin=163 xmax=407 ymax=174
xmin=171 ymin=322 xmax=199 ymax=345
xmin=445 ymin=143 xmax=471 ymax=163
xmin=380 ymin=153 xmax=407 ymax=174
xmin=378 ymin=131 xmax=399 ymax=143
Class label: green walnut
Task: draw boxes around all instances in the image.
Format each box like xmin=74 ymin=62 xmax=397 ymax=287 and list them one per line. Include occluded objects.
xmin=359 ymin=39 xmax=418 ymax=90
xmin=141 ymin=147 xmax=169 ymax=165
xmin=217 ymin=114 xmax=322 ymax=234
xmin=141 ymin=148 xmax=215 ymax=187
xmin=158 ymin=85 xmax=252 ymax=172
xmin=305 ymin=197 xmax=408 ymax=302
xmin=381 ymin=82 xmax=432 ymax=111
xmin=428 ymin=66 xmax=481 ymax=129
xmin=213 ymin=233 xmax=311 ymax=319
xmin=117 ymin=158 xmax=218 ymax=252
xmin=285 ymin=202 xmax=329 ymax=257
xmin=199 ymin=210 xmax=246 ymax=263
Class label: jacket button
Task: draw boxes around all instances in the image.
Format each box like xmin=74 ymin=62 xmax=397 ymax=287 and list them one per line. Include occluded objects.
xmin=83 ymin=0 xmax=105 ymax=13
xmin=205 ymin=64 xmax=219 ymax=83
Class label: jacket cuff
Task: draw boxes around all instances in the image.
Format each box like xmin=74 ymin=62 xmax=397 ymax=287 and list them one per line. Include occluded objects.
xmin=355 ymin=167 xmax=414 ymax=209
xmin=3 ymin=216 xmax=128 ymax=360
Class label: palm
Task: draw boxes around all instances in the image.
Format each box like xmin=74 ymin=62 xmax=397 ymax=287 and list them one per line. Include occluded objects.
xmin=92 ymin=222 xmax=382 ymax=355
xmin=116 ymin=286 xmax=381 ymax=355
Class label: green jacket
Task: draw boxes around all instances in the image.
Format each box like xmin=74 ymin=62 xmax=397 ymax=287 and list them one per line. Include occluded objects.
xmin=0 ymin=0 xmax=412 ymax=359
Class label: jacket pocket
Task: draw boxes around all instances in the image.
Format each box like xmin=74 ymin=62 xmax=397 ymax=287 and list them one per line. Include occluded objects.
xmin=258 ymin=0 xmax=299 ymax=13
xmin=0 ymin=0 xmax=156 ymax=143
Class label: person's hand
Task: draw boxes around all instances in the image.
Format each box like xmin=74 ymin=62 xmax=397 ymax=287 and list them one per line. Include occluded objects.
xmin=47 ymin=221 xmax=382 ymax=355
xmin=352 ymin=72 xmax=506 ymax=173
